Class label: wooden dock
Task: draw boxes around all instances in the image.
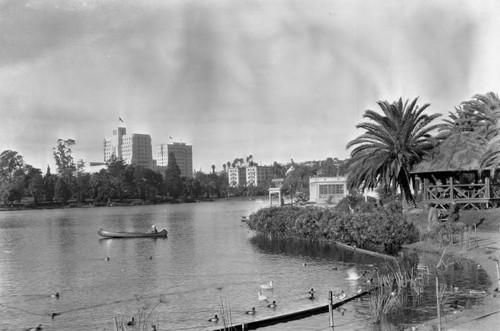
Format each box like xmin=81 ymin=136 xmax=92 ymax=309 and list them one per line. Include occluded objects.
xmin=212 ymin=290 xmax=370 ymax=331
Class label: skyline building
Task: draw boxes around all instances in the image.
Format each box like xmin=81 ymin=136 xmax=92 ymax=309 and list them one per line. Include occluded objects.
xmin=157 ymin=142 xmax=193 ymax=178
xmin=103 ymin=126 xmax=154 ymax=166
xmin=246 ymin=166 xmax=273 ymax=186
xmin=228 ymin=167 xmax=247 ymax=187
xmin=229 ymin=165 xmax=273 ymax=187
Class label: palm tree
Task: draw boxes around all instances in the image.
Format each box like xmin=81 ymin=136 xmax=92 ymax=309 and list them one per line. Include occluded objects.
xmin=461 ymin=92 xmax=500 ymax=139
xmin=459 ymin=92 xmax=500 ymax=175
xmin=436 ymin=106 xmax=475 ymax=140
xmin=346 ymin=97 xmax=442 ymax=207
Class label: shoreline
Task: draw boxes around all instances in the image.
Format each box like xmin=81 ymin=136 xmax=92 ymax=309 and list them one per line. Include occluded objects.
xmin=0 ymin=196 xmax=240 ymax=212
xmin=405 ymin=230 xmax=500 ymax=330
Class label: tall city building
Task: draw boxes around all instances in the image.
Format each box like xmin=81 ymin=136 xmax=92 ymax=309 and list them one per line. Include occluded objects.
xmin=228 ymin=165 xmax=273 ymax=187
xmin=228 ymin=167 xmax=247 ymax=187
xmin=157 ymin=142 xmax=193 ymax=178
xmin=246 ymin=166 xmax=273 ymax=186
xmin=103 ymin=126 xmax=154 ymax=166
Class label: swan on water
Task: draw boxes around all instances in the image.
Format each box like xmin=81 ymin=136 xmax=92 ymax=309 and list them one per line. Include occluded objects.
xmin=345 ymin=267 xmax=366 ymax=280
xmin=260 ymin=280 xmax=273 ymax=290
xmin=333 ymin=290 xmax=346 ymax=300
xmin=258 ymin=290 xmax=269 ymax=301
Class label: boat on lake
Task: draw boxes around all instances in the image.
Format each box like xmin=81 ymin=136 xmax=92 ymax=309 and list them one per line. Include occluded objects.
xmin=98 ymin=228 xmax=168 ymax=238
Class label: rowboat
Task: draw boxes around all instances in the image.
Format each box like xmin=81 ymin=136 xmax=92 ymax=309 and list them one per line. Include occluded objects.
xmin=98 ymin=228 xmax=168 ymax=238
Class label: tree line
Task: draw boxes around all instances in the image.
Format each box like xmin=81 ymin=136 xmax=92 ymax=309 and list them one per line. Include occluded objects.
xmin=0 ymin=139 xmax=348 ymax=207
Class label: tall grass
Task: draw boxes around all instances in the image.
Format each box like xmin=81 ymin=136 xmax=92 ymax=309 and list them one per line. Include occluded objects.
xmin=113 ymin=300 xmax=160 ymax=331
xmin=217 ymin=287 xmax=236 ymax=330
xmin=368 ymin=258 xmax=428 ymax=323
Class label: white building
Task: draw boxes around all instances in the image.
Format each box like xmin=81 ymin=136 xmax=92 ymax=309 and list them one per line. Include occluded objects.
xmin=246 ymin=166 xmax=273 ymax=186
xmin=228 ymin=165 xmax=273 ymax=187
xmin=309 ymin=176 xmax=348 ymax=204
xmin=228 ymin=167 xmax=246 ymax=187
xmin=103 ymin=126 xmax=154 ymax=166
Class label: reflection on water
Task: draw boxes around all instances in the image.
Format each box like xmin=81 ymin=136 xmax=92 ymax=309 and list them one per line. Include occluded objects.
xmin=251 ymin=234 xmax=386 ymax=266
xmin=0 ymin=200 xmax=491 ymax=331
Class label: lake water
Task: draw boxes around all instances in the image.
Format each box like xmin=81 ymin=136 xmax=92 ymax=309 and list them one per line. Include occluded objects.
xmin=0 ymin=199 xmax=490 ymax=331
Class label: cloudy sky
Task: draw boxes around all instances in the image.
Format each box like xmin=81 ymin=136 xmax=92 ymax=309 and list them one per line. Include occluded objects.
xmin=1 ymin=0 xmax=500 ymax=172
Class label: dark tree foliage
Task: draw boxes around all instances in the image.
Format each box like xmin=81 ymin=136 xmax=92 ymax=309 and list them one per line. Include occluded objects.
xmin=165 ymin=152 xmax=183 ymax=199
xmin=247 ymin=196 xmax=418 ymax=255
xmin=43 ymin=166 xmax=56 ymax=203
xmin=55 ymin=177 xmax=72 ymax=203
xmin=53 ymin=139 xmax=76 ymax=177
xmin=24 ymin=165 xmax=44 ymax=205
xmin=0 ymin=150 xmax=26 ymax=204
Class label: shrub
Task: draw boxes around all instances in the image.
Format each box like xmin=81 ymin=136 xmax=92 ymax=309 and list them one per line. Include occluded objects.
xmin=247 ymin=203 xmax=419 ymax=254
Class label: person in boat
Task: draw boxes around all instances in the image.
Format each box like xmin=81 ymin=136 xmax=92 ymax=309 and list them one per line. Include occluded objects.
xmin=151 ymin=225 xmax=158 ymax=233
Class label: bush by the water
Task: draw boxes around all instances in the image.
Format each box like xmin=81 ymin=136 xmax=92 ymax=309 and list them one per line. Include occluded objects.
xmin=246 ymin=197 xmax=419 ymax=254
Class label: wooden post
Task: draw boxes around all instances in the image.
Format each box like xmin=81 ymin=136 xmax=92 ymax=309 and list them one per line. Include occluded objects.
xmin=496 ymin=262 xmax=500 ymax=291
xmin=485 ymin=176 xmax=491 ymax=199
xmin=449 ymin=176 xmax=454 ymax=200
xmin=436 ymin=277 xmax=441 ymax=331
xmin=328 ymin=290 xmax=334 ymax=330
xmin=474 ymin=223 xmax=478 ymax=247
xmin=423 ymin=178 xmax=428 ymax=201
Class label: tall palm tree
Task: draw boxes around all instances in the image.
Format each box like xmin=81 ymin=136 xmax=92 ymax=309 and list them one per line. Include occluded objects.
xmin=346 ymin=97 xmax=442 ymax=207
xmin=461 ymin=92 xmax=500 ymax=139
xmin=436 ymin=106 xmax=475 ymax=140
xmin=460 ymin=92 xmax=500 ymax=175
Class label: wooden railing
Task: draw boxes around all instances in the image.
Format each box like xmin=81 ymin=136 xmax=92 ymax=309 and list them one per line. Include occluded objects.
xmin=425 ymin=183 xmax=489 ymax=200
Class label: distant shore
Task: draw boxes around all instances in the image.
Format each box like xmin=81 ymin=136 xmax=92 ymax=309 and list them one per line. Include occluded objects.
xmin=0 ymin=195 xmax=266 ymax=212
xmin=0 ymin=197 xmax=211 ymax=212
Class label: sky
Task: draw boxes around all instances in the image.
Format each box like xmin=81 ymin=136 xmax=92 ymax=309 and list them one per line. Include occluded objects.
xmin=1 ymin=0 xmax=500 ymax=173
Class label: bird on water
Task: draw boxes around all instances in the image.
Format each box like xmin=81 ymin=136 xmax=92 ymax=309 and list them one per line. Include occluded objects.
xmin=308 ymin=288 xmax=315 ymax=300
xmin=260 ymin=280 xmax=273 ymax=290
xmin=245 ymin=307 xmax=256 ymax=315
xmin=258 ymin=290 xmax=269 ymax=301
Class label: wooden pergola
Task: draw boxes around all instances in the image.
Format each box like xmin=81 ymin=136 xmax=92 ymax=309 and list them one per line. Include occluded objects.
xmin=412 ymin=131 xmax=500 ymax=210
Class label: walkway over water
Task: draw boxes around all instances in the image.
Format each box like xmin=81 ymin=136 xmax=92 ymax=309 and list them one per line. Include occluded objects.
xmin=213 ymin=290 xmax=370 ymax=331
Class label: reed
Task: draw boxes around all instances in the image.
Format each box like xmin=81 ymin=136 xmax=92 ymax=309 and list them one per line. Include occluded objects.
xmin=217 ymin=287 xmax=237 ymax=331
xmin=113 ymin=300 xmax=160 ymax=331
xmin=368 ymin=259 xmax=426 ymax=324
